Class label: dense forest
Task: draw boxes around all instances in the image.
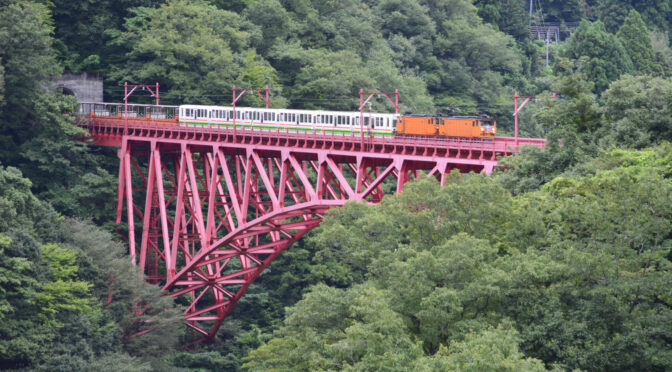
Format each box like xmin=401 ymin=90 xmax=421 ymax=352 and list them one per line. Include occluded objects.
xmin=1 ymin=0 xmax=672 ymax=370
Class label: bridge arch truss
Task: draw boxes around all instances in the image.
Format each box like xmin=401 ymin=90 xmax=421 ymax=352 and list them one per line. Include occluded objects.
xmin=81 ymin=116 xmax=541 ymax=341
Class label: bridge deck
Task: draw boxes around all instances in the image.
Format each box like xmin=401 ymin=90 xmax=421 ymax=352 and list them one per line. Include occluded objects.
xmin=80 ymin=116 xmax=545 ymax=162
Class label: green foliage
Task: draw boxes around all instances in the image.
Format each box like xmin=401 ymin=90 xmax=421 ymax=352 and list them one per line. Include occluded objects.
xmin=616 ymin=10 xmax=666 ymax=76
xmin=600 ymin=75 xmax=672 ymax=148
xmin=0 ymin=166 xmax=182 ymax=369
xmin=562 ymin=20 xmax=633 ymax=93
xmin=50 ymin=0 xmax=155 ymax=73
xmin=0 ymin=1 xmax=60 ymax=124
xmin=595 ymin=0 xmax=672 ymax=34
xmin=243 ymin=284 xmax=423 ymax=371
xmin=112 ymin=0 xmax=269 ymax=105
xmin=415 ymin=324 xmax=548 ymax=371
xmin=0 ymin=1 xmax=118 ymax=225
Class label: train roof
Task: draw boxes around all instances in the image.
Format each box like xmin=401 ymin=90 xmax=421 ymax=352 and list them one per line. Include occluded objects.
xmin=401 ymin=114 xmax=495 ymax=120
xmin=179 ymin=104 xmax=397 ymax=117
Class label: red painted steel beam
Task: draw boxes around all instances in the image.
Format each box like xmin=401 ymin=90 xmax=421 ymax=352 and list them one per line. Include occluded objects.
xmin=77 ymin=114 xmax=545 ymax=342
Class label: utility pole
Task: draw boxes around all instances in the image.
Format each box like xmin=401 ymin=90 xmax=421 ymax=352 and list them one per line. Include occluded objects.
xmin=546 ymin=30 xmax=550 ymax=67
xmin=529 ymin=0 xmax=533 ymax=26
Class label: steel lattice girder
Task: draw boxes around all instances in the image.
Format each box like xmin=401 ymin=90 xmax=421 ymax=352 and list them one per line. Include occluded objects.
xmin=74 ymin=112 xmax=546 ymax=342
xmin=113 ymin=134 xmax=499 ymax=341
xmin=102 ymin=117 xmax=515 ymax=342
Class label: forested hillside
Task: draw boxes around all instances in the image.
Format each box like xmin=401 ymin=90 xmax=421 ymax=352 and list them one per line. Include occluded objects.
xmin=1 ymin=0 xmax=672 ymax=370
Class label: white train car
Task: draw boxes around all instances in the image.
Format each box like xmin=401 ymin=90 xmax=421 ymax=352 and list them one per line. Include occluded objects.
xmin=178 ymin=105 xmax=398 ymax=137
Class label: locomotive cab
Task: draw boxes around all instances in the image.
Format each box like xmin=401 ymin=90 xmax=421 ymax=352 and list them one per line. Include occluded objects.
xmin=478 ymin=118 xmax=496 ymax=137
xmin=396 ymin=115 xmax=498 ymax=138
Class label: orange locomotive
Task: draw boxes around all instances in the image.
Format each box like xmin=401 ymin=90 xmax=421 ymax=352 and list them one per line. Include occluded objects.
xmin=395 ymin=115 xmax=496 ymax=138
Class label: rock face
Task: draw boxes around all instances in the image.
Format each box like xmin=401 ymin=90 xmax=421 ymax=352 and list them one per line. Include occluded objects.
xmin=51 ymin=72 xmax=103 ymax=102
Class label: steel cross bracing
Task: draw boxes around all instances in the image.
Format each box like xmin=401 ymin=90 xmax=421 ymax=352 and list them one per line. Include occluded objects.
xmin=78 ymin=116 xmax=544 ymax=342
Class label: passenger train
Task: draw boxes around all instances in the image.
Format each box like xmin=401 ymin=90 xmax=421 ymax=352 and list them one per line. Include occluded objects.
xmin=80 ymin=102 xmax=497 ymax=138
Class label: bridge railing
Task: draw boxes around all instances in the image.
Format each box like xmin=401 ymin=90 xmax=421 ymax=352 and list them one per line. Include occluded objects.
xmin=78 ymin=114 xmax=545 ymax=155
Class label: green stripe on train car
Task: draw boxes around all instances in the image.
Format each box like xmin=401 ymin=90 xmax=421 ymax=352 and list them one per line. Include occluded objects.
xmin=179 ymin=121 xmax=394 ymax=137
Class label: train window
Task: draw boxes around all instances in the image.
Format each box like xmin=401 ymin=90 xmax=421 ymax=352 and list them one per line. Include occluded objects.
xmin=347 ymin=117 xmax=351 ymax=125
xmin=472 ymin=121 xmax=476 ymax=127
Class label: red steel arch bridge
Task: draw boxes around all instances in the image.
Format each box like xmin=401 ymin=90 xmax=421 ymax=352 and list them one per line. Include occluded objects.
xmin=77 ymin=98 xmax=544 ymax=342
